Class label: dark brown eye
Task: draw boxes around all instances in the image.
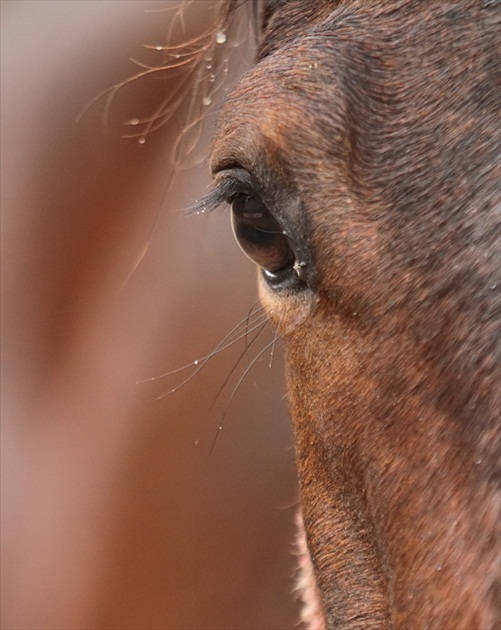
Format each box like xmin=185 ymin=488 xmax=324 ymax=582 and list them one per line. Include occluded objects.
xmin=231 ymin=193 xmax=295 ymax=276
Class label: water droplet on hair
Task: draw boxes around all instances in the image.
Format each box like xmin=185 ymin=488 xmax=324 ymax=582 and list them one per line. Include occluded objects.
xmin=173 ymin=54 xmax=180 ymax=59
xmin=206 ymin=63 xmax=213 ymax=70
xmin=138 ymin=137 xmax=146 ymax=145
xmin=490 ymin=282 xmax=497 ymax=289
xmin=475 ymin=457 xmax=482 ymax=465
xmin=435 ymin=563 xmax=442 ymax=571
xmin=194 ymin=360 xmax=199 ymax=365
xmin=128 ymin=118 xmax=140 ymax=126
xmin=208 ymin=73 xmax=216 ymax=83
xmin=202 ymin=95 xmax=212 ymax=106
xmin=215 ymin=31 xmax=227 ymax=44
xmin=155 ymin=45 xmax=163 ymax=51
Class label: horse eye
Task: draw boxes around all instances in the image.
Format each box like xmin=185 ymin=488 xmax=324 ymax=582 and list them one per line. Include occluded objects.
xmin=231 ymin=193 xmax=295 ymax=280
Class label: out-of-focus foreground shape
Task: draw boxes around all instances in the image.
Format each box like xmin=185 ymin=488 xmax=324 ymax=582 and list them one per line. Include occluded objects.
xmin=1 ymin=2 xmax=299 ymax=628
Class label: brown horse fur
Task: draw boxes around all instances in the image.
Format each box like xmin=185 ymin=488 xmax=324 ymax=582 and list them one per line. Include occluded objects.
xmin=206 ymin=1 xmax=500 ymax=627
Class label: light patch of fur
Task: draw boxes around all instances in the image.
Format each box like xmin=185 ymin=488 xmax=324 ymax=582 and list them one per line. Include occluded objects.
xmin=294 ymin=510 xmax=326 ymax=630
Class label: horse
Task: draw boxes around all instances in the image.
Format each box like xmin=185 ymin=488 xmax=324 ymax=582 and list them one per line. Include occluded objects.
xmin=200 ymin=1 xmax=501 ymax=627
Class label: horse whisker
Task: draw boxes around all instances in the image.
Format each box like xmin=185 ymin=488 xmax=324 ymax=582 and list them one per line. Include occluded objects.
xmin=209 ymin=336 xmax=278 ymax=455
xmin=156 ymin=316 xmax=267 ymax=395
xmin=147 ymin=309 xmax=269 ymax=398
xmin=268 ymin=325 xmax=280 ymax=369
xmin=208 ymin=320 xmax=268 ymax=411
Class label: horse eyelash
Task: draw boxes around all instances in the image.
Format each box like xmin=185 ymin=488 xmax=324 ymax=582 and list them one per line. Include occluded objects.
xmin=190 ymin=177 xmax=241 ymax=216
xmin=190 ymin=169 xmax=258 ymax=216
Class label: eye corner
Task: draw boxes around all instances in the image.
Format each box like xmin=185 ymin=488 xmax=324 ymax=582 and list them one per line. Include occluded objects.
xmin=261 ymin=266 xmax=309 ymax=292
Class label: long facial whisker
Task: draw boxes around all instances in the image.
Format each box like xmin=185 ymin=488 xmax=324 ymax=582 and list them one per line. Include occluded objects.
xmin=152 ymin=314 xmax=270 ymax=401
xmin=210 ymin=337 xmax=278 ymax=455
xmin=268 ymin=325 xmax=280 ymax=369
xmin=208 ymin=320 xmax=268 ymax=411
xmin=244 ymin=300 xmax=263 ymax=354
xmin=154 ymin=314 xmax=269 ymax=400
xmin=138 ymin=305 xmax=266 ymax=383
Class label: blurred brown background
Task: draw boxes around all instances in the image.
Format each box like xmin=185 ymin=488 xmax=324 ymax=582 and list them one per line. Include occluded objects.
xmin=1 ymin=2 xmax=300 ymax=628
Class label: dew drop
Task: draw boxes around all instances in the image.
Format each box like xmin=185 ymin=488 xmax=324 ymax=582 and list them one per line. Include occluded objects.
xmin=202 ymin=95 xmax=212 ymax=106
xmin=194 ymin=360 xmax=199 ymax=365
xmin=128 ymin=117 xmax=140 ymax=126
xmin=490 ymin=282 xmax=497 ymax=289
xmin=138 ymin=137 xmax=146 ymax=145
xmin=173 ymin=53 xmax=180 ymax=59
xmin=206 ymin=63 xmax=213 ymax=70
xmin=208 ymin=73 xmax=216 ymax=83
xmin=218 ymin=426 xmax=222 ymax=431
xmin=435 ymin=563 xmax=442 ymax=571
xmin=194 ymin=439 xmax=199 ymax=446
xmin=155 ymin=45 xmax=163 ymax=51
xmin=475 ymin=457 xmax=482 ymax=465
xmin=215 ymin=31 xmax=227 ymax=44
